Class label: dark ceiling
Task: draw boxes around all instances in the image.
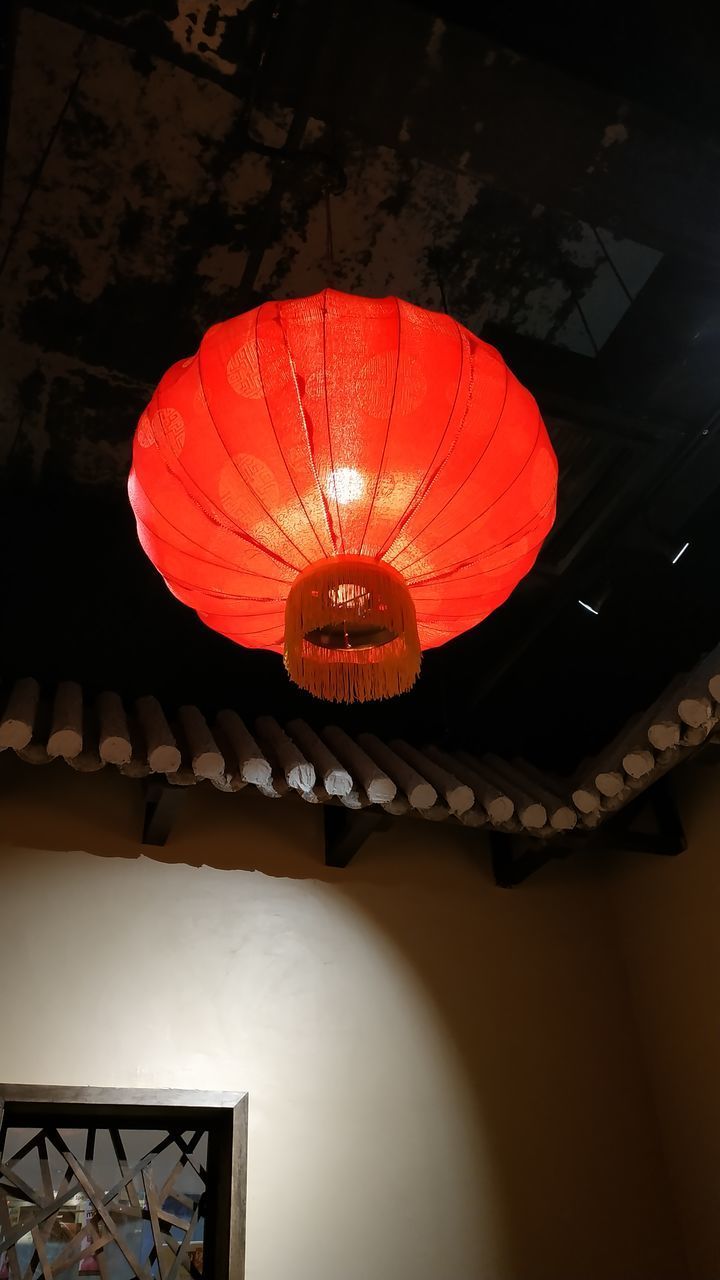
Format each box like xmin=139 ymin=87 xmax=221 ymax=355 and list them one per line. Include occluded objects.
xmin=1 ymin=0 xmax=719 ymax=775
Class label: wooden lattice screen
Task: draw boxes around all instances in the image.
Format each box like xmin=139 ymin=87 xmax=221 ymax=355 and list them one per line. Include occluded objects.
xmin=0 ymin=1088 xmax=247 ymax=1280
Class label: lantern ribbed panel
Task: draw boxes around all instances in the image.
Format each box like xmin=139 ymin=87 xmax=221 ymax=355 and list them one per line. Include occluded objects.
xmin=129 ymin=289 xmax=557 ymax=674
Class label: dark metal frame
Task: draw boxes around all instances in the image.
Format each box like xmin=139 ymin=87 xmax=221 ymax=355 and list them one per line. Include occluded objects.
xmin=0 ymin=1085 xmax=248 ymax=1280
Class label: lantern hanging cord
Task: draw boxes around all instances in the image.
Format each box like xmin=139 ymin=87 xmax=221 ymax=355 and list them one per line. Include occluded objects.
xmin=324 ymin=188 xmax=336 ymax=287
xmin=236 ymin=0 xmax=347 ymax=191
xmin=241 ymin=3 xmax=283 ymax=139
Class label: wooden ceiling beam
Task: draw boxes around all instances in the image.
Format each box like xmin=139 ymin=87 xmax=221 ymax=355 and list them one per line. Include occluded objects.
xmin=0 ymin=643 xmax=718 ymax=852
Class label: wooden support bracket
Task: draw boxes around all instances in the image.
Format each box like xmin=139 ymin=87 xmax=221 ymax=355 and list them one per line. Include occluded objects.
xmin=142 ymin=781 xmax=185 ymax=847
xmin=603 ymin=778 xmax=687 ymax=857
xmin=489 ymin=833 xmax=565 ymax=888
xmin=323 ymin=805 xmax=391 ymax=868
xmin=490 ymin=778 xmax=686 ymax=887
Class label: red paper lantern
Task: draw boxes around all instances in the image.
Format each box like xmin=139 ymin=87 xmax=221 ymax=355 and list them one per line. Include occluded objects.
xmin=129 ymin=289 xmax=557 ymax=702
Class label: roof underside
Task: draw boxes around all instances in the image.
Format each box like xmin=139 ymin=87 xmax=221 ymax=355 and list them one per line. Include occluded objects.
xmin=1 ymin=0 xmax=719 ymax=773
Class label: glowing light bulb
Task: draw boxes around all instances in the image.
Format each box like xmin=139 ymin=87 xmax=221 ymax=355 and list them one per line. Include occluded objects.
xmin=328 ymin=467 xmax=365 ymax=505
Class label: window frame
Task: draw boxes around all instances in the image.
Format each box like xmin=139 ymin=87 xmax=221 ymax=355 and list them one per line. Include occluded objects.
xmin=0 ymin=1084 xmax=248 ymax=1280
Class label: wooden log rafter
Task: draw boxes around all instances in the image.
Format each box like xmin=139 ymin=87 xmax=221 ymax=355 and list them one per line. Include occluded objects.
xmin=0 ymin=642 xmax=718 ymax=845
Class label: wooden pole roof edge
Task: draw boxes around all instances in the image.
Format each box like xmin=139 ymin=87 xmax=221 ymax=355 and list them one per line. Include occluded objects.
xmin=0 ymin=646 xmax=718 ymax=838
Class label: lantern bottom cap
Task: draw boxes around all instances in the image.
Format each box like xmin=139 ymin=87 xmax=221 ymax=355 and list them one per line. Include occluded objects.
xmin=283 ymin=554 xmax=421 ymax=703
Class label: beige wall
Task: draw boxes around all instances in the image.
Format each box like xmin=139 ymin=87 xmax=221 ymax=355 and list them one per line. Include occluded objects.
xmin=0 ymin=755 xmax=685 ymax=1279
xmin=608 ymin=765 xmax=720 ymax=1280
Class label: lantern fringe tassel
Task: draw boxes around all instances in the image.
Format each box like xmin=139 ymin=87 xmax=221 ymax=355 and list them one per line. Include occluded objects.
xmin=284 ymin=554 xmax=421 ymax=703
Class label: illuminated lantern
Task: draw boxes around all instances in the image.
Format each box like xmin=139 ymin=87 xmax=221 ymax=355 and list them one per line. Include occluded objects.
xmin=129 ymin=290 xmax=557 ymax=702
